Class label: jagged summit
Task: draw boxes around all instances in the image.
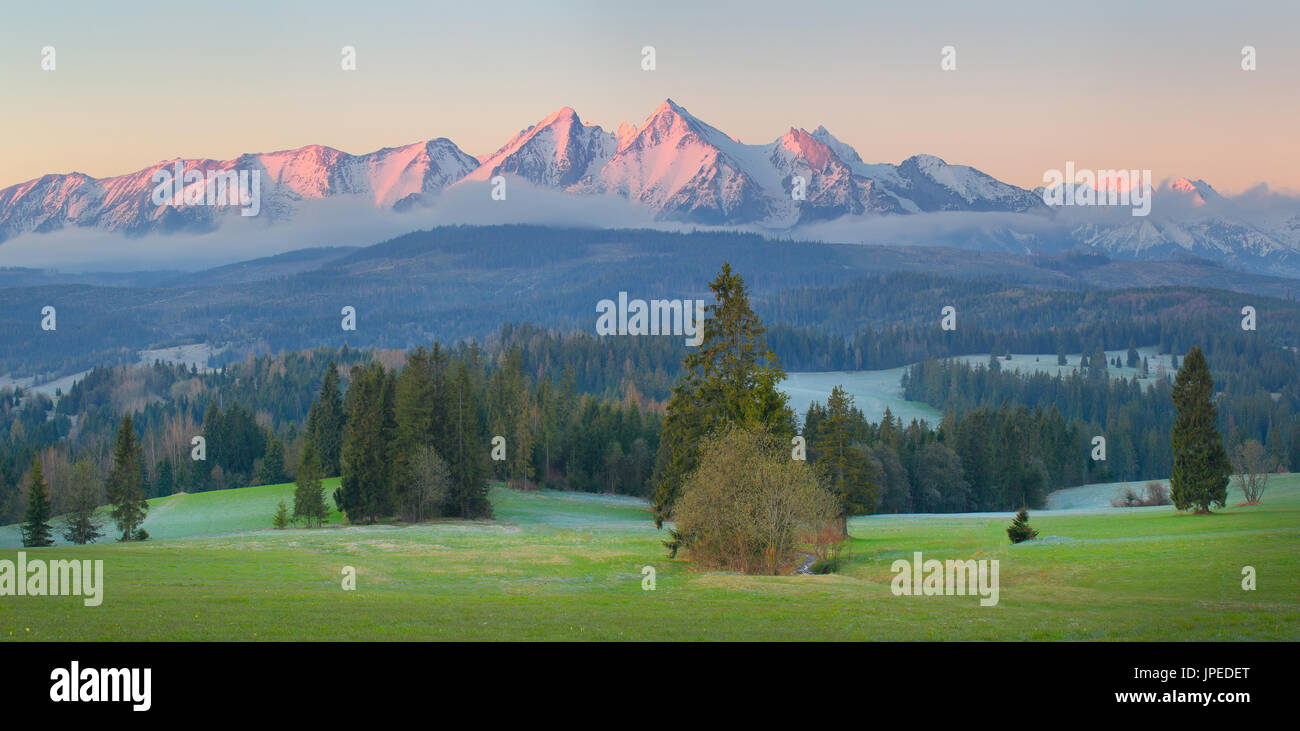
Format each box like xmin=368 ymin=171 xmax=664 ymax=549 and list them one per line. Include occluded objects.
xmin=2 ymin=100 xmax=1296 ymax=276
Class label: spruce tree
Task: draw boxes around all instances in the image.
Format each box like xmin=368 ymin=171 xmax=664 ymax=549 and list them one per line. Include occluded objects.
xmin=156 ymin=458 xmax=176 ymax=496
xmin=272 ymin=499 xmax=290 ymax=529
xmin=394 ymin=347 xmax=439 ymax=479
xmin=1169 ymin=346 xmax=1230 ymax=513
xmin=651 ymin=263 xmax=794 ymax=526
xmin=1007 ymin=507 xmax=1038 ymax=544
xmin=447 ymin=359 xmax=491 ymax=518
xmin=1089 ymin=344 xmax=1108 ymax=381
xmin=62 ymin=458 xmax=104 ymax=545
xmin=199 ymin=400 xmax=221 ymax=487
xmin=21 ymin=458 xmax=54 ymax=547
xmin=106 ymin=415 xmax=149 ymax=541
xmin=339 ymin=361 xmax=396 ymax=522
xmin=307 ymin=363 xmax=346 ymax=476
xmin=258 ymin=436 xmax=288 ymax=485
xmin=138 ymin=459 xmax=153 ymax=499
xmin=293 ymin=441 xmax=329 ymax=527
xmin=812 ymin=385 xmax=880 ymax=530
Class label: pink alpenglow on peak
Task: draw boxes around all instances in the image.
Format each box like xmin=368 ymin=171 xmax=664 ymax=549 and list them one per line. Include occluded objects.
xmin=779 ymin=128 xmax=836 ymax=170
xmin=2 ymin=99 xmax=1296 ymax=278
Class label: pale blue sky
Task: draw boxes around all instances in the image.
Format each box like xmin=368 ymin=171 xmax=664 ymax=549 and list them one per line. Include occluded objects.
xmin=2 ymin=0 xmax=1297 ymax=193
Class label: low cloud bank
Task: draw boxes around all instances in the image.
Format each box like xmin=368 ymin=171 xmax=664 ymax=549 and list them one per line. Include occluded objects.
xmin=2 ymin=177 xmax=1297 ymax=273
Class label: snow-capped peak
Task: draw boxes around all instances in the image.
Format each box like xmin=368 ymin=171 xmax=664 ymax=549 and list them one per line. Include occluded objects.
xmin=810 ymin=126 xmax=865 ymax=165
xmin=5 ymin=99 xmax=1292 ymax=277
xmin=463 ymin=106 xmax=616 ymax=187
xmin=779 ymin=128 xmax=835 ymax=169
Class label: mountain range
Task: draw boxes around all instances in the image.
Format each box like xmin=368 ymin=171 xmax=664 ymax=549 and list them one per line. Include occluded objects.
xmin=3 ymin=99 xmax=1298 ymax=277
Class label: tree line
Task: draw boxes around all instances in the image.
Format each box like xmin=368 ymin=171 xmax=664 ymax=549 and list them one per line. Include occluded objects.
xmin=903 ymin=337 xmax=1299 ymax=484
xmin=1 ymin=337 xmax=664 ymax=528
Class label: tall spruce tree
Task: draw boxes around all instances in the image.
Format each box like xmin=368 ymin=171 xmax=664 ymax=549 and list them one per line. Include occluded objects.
xmin=486 ymin=348 xmax=534 ymax=487
xmin=651 ymin=263 xmax=795 ymax=526
xmin=812 ymin=385 xmax=880 ymax=530
xmin=1169 ymin=346 xmax=1231 ymax=512
xmin=155 ymin=458 xmax=176 ymax=496
xmin=258 ymin=436 xmax=288 ymax=485
xmin=447 ymin=359 xmax=491 ymax=518
xmin=392 ymin=345 xmax=457 ymax=512
xmin=1089 ymin=344 xmax=1108 ymax=381
xmin=307 ymin=362 xmax=346 ymax=477
xmin=293 ymin=440 xmax=329 ymax=527
xmin=199 ymin=400 xmax=221 ymax=487
xmin=106 ymin=415 xmax=149 ymax=540
xmin=21 ymin=457 xmax=54 ymax=547
xmin=62 ymin=458 xmax=104 ymax=545
xmin=339 ymin=361 xmax=396 ymax=522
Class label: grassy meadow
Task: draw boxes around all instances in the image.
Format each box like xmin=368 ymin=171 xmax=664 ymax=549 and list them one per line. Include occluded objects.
xmin=2 ymin=473 xmax=1297 ymax=641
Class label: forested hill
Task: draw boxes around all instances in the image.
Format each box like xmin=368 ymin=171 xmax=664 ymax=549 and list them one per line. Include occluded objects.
xmin=902 ymin=333 xmax=1300 ymax=482
xmin=3 ymin=225 xmax=1299 ymax=379
xmin=0 ymin=342 xmax=664 ymax=525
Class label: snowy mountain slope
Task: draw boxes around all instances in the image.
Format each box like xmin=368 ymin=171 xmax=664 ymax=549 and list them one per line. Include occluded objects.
xmin=463 ymin=106 xmax=617 ymax=188
xmin=0 ymin=139 xmax=478 ymax=239
xmin=581 ymin=99 xmax=779 ymax=224
xmin=1056 ymin=178 xmax=1300 ymax=271
xmin=2 ymin=99 xmax=1298 ymax=277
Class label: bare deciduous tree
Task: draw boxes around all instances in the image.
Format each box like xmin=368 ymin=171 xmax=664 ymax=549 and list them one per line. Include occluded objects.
xmin=402 ymin=445 xmax=452 ymax=523
xmin=1231 ymin=439 xmax=1275 ymax=505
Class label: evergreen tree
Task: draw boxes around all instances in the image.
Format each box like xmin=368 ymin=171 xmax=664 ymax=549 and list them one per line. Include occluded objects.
xmin=293 ymin=441 xmax=329 ymax=527
xmin=155 ymin=458 xmax=176 ymax=496
xmin=139 ymin=459 xmax=153 ymax=499
xmin=1089 ymin=344 xmax=1108 ymax=381
xmin=1007 ymin=507 xmax=1038 ymax=544
xmin=1126 ymin=339 xmax=1139 ymax=368
xmin=1169 ymin=347 xmax=1231 ymax=513
xmin=811 ymin=385 xmax=880 ymax=529
xmin=62 ymin=458 xmax=104 ymax=545
xmin=258 ymin=436 xmax=288 ymax=485
xmin=486 ymin=348 xmax=534 ymax=488
xmin=339 ymin=361 xmax=396 ymax=522
xmin=199 ymin=400 xmax=221 ymax=487
xmin=272 ymin=499 xmax=290 ymax=529
xmin=106 ymin=416 xmax=149 ymax=541
xmin=446 ymin=360 xmax=491 ymax=518
xmin=651 ymin=263 xmax=795 ymax=525
xmin=393 ymin=346 xmax=441 ymax=482
xmin=306 ymin=363 xmax=346 ymax=476
xmin=21 ymin=457 xmax=54 ymax=547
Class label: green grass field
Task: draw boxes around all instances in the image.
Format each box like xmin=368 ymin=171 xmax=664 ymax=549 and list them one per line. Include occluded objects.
xmin=2 ymin=475 xmax=1297 ymax=641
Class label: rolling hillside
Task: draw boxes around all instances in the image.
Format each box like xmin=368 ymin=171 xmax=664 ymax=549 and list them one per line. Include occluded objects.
xmin=2 ymin=476 xmax=1296 ymax=640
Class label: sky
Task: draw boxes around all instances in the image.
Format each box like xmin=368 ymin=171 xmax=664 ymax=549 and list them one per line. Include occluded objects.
xmin=2 ymin=0 xmax=1298 ymax=195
